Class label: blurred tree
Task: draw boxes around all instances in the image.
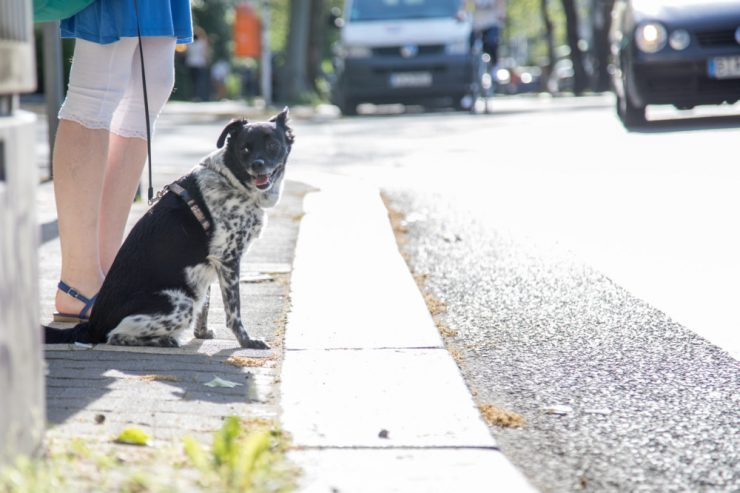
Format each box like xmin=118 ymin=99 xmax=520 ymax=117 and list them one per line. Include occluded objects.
xmin=590 ymin=0 xmax=615 ymax=92
xmin=279 ymin=0 xmax=312 ymax=100
xmin=277 ymin=0 xmax=341 ymax=102
xmin=560 ymin=0 xmax=587 ymax=94
xmin=539 ymin=0 xmax=556 ymax=90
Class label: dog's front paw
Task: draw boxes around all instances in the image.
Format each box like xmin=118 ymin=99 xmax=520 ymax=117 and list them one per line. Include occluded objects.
xmin=240 ymin=338 xmax=270 ymax=350
xmin=194 ymin=329 xmax=215 ymax=340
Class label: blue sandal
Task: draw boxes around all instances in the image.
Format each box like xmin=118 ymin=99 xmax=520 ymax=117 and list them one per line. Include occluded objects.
xmin=53 ymin=281 xmax=98 ymax=323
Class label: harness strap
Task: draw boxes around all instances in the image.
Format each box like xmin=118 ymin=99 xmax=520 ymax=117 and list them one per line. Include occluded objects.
xmin=167 ymin=183 xmax=212 ymax=233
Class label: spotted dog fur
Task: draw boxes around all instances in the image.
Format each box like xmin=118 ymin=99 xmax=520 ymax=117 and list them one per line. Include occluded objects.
xmin=44 ymin=109 xmax=294 ymax=348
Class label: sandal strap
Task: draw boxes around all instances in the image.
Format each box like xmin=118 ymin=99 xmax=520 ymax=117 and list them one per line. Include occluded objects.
xmin=58 ymin=281 xmax=98 ymax=318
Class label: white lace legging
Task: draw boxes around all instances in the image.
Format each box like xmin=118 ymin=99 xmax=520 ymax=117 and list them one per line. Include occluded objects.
xmin=58 ymin=36 xmax=176 ymax=140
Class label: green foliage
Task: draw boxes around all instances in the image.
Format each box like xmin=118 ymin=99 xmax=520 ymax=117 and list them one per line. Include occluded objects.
xmin=504 ymin=0 xmax=567 ymax=65
xmin=0 ymin=456 xmax=64 ymax=493
xmin=0 ymin=418 xmax=297 ymax=493
xmin=184 ymin=416 xmax=297 ymax=493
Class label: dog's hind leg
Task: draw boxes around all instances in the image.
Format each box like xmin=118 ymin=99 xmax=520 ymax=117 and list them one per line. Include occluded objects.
xmin=107 ymin=290 xmax=195 ymax=347
xmin=193 ymin=285 xmax=213 ymax=339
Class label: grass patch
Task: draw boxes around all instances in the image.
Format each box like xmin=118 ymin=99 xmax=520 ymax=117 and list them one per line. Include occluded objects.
xmin=0 ymin=417 xmax=298 ymax=493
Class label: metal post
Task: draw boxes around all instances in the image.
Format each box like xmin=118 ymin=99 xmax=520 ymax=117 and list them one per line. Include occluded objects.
xmin=42 ymin=21 xmax=64 ymax=178
xmin=260 ymin=0 xmax=272 ymax=107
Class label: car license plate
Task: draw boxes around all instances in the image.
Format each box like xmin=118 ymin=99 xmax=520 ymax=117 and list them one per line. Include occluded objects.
xmin=389 ymin=72 xmax=432 ymax=88
xmin=708 ymin=56 xmax=740 ymax=79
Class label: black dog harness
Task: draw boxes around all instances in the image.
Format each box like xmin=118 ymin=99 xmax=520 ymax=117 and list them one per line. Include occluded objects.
xmin=152 ymin=183 xmax=212 ymax=234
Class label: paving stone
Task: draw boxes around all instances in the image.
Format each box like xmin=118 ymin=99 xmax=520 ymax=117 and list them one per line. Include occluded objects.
xmin=285 ymin=184 xmax=442 ymax=350
xmin=281 ymin=348 xmax=495 ymax=448
xmin=290 ymin=449 xmax=536 ymax=493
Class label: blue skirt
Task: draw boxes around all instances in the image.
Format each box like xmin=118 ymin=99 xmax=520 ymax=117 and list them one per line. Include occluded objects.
xmin=61 ymin=0 xmax=193 ymax=45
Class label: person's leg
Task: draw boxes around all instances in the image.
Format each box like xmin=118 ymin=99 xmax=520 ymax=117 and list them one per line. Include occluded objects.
xmin=53 ymin=39 xmax=136 ymax=317
xmin=53 ymin=120 xmax=108 ymax=316
xmin=100 ymin=37 xmax=176 ymax=273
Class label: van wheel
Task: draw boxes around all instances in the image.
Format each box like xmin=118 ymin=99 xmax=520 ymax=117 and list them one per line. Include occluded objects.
xmin=338 ymin=98 xmax=358 ymax=116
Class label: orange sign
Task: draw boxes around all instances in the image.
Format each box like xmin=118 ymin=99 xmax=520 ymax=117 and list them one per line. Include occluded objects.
xmin=234 ymin=3 xmax=261 ymax=58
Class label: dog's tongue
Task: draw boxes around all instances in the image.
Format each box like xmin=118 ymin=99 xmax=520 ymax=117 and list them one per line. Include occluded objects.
xmin=254 ymin=175 xmax=270 ymax=186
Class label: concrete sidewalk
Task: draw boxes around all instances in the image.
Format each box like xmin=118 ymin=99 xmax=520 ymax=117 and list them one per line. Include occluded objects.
xmin=34 ymin=102 xmax=534 ymax=491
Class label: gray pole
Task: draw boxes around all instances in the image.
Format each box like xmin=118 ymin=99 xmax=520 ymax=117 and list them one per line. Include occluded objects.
xmin=42 ymin=21 xmax=64 ymax=178
xmin=260 ymin=0 xmax=272 ymax=107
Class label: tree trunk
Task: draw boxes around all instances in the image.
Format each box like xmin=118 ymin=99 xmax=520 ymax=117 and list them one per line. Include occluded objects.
xmin=307 ymin=0 xmax=327 ymax=93
xmin=560 ymin=0 xmax=588 ymax=95
xmin=540 ymin=0 xmax=556 ymax=92
xmin=591 ymin=0 xmax=615 ymax=92
xmin=280 ymin=0 xmax=311 ymax=101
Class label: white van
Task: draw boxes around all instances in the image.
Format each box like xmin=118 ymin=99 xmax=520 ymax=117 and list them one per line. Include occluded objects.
xmin=332 ymin=0 xmax=476 ymax=115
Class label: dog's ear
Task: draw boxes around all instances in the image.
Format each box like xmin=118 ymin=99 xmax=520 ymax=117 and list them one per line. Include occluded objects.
xmin=217 ymin=118 xmax=247 ymax=148
xmin=270 ymin=107 xmax=294 ymax=144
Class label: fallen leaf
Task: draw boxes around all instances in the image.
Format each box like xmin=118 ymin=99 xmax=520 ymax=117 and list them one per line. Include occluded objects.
xmin=479 ymin=404 xmax=526 ymax=428
xmin=226 ymin=355 xmax=272 ymax=368
xmin=115 ymin=427 xmax=150 ymax=446
xmin=543 ymin=405 xmax=573 ymax=415
xmin=239 ymin=272 xmax=274 ymax=283
xmin=204 ymin=376 xmax=242 ymax=388
xmin=135 ymin=374 xmax=179 ymax=382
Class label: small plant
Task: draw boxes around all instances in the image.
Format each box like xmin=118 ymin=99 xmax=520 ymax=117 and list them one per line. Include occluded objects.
xmin=0 ymin=455 xmax=63 ymax=493
xmin=183 ymin=416 xmax=297 ymax=493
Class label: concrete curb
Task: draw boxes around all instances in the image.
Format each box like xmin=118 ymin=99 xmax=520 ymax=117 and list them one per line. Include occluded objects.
xmin=280 ymin=171 xmax=536 ymax=491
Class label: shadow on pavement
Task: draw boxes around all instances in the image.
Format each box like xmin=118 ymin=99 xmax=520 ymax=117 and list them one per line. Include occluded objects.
xmin=631 ymin=114 xmax=740 ymax=134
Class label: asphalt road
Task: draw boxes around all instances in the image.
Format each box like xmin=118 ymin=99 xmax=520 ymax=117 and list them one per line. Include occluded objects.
xmin=290 ymin=97 xmax=740 ymax=492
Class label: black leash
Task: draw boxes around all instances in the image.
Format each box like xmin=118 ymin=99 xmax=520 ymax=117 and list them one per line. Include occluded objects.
xmin=132 ymin=0 xmax=154 ymax=204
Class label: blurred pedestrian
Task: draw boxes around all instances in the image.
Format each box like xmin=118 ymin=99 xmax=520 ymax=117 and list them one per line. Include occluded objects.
xmin=211 ymin=59 xmax=230 ymax=100
xmin=471 ymin=0 xmax=505 ymax=65
xmin=186 ymin=26 xmax=211 ymax=101
xmin=51 ymin=0 xmax=192 ymax=322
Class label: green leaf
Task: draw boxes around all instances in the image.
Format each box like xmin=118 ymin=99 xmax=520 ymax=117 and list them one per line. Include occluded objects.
xmin=114 ymin=427 xmax=150 ymax=446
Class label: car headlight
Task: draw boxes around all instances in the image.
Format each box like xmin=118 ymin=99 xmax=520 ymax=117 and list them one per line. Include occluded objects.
xmin=343 ymin=45 xmax=371 ymax=58
xmin=635 ymin=22 xmax=667 ymax=53
xmin=669 ymin=29 xmax=691 ymax=51
xmin=445 ymin=40 xmax=469 ymax=55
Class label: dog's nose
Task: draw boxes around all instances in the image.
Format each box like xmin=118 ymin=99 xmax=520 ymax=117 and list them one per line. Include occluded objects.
xmin=252 ymin=159 xmax=266 ymax=171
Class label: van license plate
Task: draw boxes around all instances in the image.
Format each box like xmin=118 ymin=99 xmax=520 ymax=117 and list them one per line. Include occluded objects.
xmin=389 ymin=72 xmax=432 ymax=88
xmin=708 ymin=56 xmax=740 ymax=79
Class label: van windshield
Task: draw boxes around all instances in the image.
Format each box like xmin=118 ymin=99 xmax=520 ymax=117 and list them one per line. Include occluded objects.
xmin=349 ymin=0 xmax=460 ymax=22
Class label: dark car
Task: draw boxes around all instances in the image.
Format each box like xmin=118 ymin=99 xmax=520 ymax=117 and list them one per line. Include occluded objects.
xmin=609 ymin=0 xmax=740 ymax=127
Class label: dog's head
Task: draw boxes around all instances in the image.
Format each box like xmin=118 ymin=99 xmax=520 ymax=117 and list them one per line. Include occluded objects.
xmin=216 ymin=108 xmax=294 ymax=198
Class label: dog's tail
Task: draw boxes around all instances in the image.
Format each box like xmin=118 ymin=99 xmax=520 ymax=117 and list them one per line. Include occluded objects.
xmin=44 ymin=322 xmax=96 ymax=344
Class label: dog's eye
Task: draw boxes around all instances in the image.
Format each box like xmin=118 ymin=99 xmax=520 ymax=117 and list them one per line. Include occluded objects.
xmin=266 ymin=141 xmax=279 ymax=155
xmin=242 ymin=145 xmax=251 ymax=153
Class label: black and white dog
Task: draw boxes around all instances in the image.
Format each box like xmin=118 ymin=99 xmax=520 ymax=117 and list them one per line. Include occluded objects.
xmin=45 ymin=109 xmax=294 ymax=349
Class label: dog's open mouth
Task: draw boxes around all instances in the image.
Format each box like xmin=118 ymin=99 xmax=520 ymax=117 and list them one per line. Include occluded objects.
xmin=254 ymin=174 xmax=271 ymax=189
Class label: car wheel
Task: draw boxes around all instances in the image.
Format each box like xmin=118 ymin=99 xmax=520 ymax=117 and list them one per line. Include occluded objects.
xmin=616 ymin=82 xmax=646 ymax=128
